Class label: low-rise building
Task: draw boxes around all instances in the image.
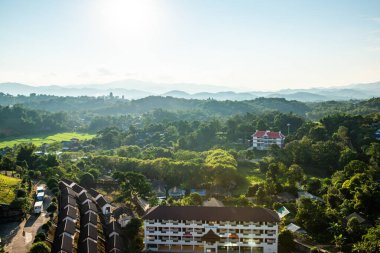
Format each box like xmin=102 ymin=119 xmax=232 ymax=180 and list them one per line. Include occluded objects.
xmin=143 ymin=206 xmax=280 ymax=253
xmin=252 ymin=130 xmax=285 ymax=150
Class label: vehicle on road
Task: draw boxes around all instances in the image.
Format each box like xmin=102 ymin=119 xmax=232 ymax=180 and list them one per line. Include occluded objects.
xmin=34 ymin=201 xmax=43 ymax=214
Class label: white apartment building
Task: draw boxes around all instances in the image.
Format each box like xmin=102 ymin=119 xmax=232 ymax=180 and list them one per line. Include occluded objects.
xmin=143 ymin=206 xmax=279 ymax=253
xmin=252 ymin=130 xmax=285 ymax=150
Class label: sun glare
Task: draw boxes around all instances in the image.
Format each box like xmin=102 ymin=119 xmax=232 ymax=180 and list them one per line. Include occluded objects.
xmin=96 ymin=0 xmax=158 ymax=38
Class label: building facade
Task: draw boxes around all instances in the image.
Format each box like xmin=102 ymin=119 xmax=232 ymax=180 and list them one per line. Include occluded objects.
xmin=143 ymin=206 xmax=279 ymax=253
xmin=252 ymin=130 xmax=285 ymax=150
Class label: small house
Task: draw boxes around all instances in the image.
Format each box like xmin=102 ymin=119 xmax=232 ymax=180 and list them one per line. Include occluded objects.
xmin=168 ymin=187 xmax=185 ymax=198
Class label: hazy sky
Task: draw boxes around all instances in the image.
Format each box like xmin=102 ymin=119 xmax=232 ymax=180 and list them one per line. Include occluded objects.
xmin=1 ymin=0 xmax=380 ymax=91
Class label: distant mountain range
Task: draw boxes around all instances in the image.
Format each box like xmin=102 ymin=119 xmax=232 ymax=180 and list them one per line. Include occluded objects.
xmin=1 ymin=80 xmax=380 ymax=102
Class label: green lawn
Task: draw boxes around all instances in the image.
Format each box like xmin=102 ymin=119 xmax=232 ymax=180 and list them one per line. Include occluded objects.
xmin=0 ymin=174 xmax=21 ymax=204
xmin=0 ymin=132 xmax=95 ymax=148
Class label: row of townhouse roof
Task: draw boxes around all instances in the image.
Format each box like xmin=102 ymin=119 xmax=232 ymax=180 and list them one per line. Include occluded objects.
xmin=52 ymin=179 xmax=125 ymax=253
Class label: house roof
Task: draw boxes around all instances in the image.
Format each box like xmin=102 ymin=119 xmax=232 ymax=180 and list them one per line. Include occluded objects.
xmin=79 ymin=238 xmax=97 ymax=253
xmin=143 ymin=206 xmax=280 ymax=222
xmin=286 ymin=223 xmax=306 ymax=234
xmin=346 ymin=212 xmax=366 ymax=224
xmin=81 ymin=223 xmax=98 ymax=241
xmin=113 ymin=207 xmax=134 ymax=219
xmin=107 ymin=221 xmax=122 ymax=236
xmin=87 ymin=188 xmax=101 ymax=199
xmin=60 ymin=195 xmax=77 ymax=209
xmin=203 ymin=198 xmax=224 ymax=207
xmin=107 ymin=234 xmax=123 ymax=251
xmin=81 ymin=201 xmax=97 ymax=214
xmin=61 ymin=178 xmax=75 ymax=187
xmin=54 ymin=233 xmax=73 ymax=253
xmin=82 ymin=211 xmax=98 ymax=226
xmin=56 ymin=219 xmax=76 ymax=236
xmin=96 ymin=196 xmax=109 ymax=207
xmin=72 ymin=184 xmax=85 ymax=194
xmin=78 ymin=192 xmax=92 ymax=204
xmin=252 ymin=130 xmax=285 ymax=139
xmin=60 ymin=187 xmax=76 ymax=198
xmin=201 ymin=229 xmax=220 ymax=243
xmin=59 ymin=205 xmax=78 ymax=221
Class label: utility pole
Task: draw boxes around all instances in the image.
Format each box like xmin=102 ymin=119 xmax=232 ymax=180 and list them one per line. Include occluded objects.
xmin=287 ymin=123 xmax=291 ymax=136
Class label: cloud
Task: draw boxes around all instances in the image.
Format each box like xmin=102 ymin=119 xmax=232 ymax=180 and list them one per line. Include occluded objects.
xmin=97 ymin=67 xmax=113 ymax=76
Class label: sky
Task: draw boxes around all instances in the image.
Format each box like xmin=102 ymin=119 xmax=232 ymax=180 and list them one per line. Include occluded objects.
xmin=0 ymin=0 xmax=380 ymax=91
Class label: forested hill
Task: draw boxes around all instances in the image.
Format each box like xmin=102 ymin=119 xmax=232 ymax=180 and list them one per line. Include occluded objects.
xmin=0 ymin=93 xmax=313 ymax=116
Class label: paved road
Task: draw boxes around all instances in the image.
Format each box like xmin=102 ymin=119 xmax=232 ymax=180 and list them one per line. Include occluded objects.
xmin=4 ymin=184 xmax=52 ymax=253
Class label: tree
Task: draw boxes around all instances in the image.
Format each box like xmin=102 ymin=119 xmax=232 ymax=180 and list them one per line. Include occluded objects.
xmin=16 ymin=144 xmax=37 ymax=169
xmin=353 ymin=224 xmax=380 ymax=253
xmin=181 ymin=192 xmax=203 ymax=206
xmin=278 ymin=230 xmax=296 ymax=253
xmin=295 ymin=198 xmax=331 ymax=242
xmin=29 ymin=242 xmax=50 ymax=253
xmin=79 ymin=172 xmax=95 ymax=188
xmin=347 ymin=217 xmax=365 ymax=243
xmin=121 ymin=172 xmax=152 ymax=198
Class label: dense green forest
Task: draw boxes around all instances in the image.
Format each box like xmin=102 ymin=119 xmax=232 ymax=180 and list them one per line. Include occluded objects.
xmin=1 ymin=93 xmax=380 ymax=139
xmin=1 ymin=94 xmax=380 ymax=252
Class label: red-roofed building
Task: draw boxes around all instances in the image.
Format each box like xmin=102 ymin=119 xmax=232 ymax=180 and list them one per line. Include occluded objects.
xmin=252 ymin=130 xmax=285 ymax=150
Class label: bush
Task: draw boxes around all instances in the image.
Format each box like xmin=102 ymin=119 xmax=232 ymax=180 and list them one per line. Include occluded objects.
xmin=16 ymin=189 xmax=27 ymax=198
xmin=41 ymin=223 xmax=50 ymax=231
xmin=46 ymin=202 xmax=57 ymax=213
xmin=33 ymin=232 xmax=46 ymax=243
xmin=29 ymin=241 xmax=50 ymax=253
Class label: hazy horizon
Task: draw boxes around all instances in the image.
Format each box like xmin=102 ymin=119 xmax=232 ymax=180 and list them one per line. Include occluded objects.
xmin=1 ymin=0 xmax=380 ymax=91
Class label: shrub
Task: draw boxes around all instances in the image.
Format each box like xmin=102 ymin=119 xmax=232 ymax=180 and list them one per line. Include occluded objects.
xmin=33 ymin=232 xmax=46 ymax=243
xmin=16 ymin=189 xmax=27 ymax=198
xmin=46 ymin=202 xmax=57 ymax=213
xmin=29 ymin=241 xmax=50 ymax=253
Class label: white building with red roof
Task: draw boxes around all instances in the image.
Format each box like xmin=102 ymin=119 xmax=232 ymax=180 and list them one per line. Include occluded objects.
xmin=252 ymin=130 xmax=285 ymax=150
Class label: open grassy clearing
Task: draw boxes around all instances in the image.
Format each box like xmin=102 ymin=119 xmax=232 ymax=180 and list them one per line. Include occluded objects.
xmin=0 ymin=174 xmax=21 ymax=204
xmin=0 ymin=132 xmax=95 ymax=148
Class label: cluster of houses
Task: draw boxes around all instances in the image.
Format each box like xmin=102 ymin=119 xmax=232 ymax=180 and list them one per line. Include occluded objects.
xmin=52 ymin=179 xmax=132 ymax=253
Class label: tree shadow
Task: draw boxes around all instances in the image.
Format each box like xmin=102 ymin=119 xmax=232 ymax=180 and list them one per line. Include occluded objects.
xmin=24 ymin=214 xmax=38 ymax=228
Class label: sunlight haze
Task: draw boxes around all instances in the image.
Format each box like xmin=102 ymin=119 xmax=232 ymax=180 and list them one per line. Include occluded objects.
xmin=1 ymin=0 xmax=380 ymax=91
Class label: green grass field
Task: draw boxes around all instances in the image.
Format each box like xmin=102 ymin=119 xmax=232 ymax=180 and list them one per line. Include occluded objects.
xmin=0 ymin=132 xmax=95 ymax=148
xmin=0 ymin=174 xmax=21 ymax=204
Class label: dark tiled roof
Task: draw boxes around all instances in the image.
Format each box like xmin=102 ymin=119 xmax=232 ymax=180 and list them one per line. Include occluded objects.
xmin=107 ymin=234 xmax=123 ymax=252
xmin=107 ymin=221 xmax=121 ymax=236
xmin=78 ymin=192 xmax=92 ymax=204
xmin=79 ymin=238 xmax=97 ymax=253
xmin=72 ymin=184 xmax=85 ymax=194
xmin=87 ymin=188 xmax=101 ymax=199
xmin=201 ymin=229 xmax=220 ymax=243
xmin=81 ymin=223 xmax=98 ymax=241
xmin=82 ymin=212 xmax=98 ymax=226
xmin=56 ymin=219 xmax=76 ymax=236
xmin=60 ymin=195 xmax=77 ymax=209
xmin=60 ymin=187 xmax=76 ymax=198
xmin=59 ymin=205 xmax=78 ymax=221
xmin=81 ymin=201 xmax=97 ymax=214
xmin=61 ymin=178 xmax=75 ymax=186
xmin=59 ymin=181 xmax=68 ymax=190
xmin=143 ymin=206 xmax=280 ymax=222
xmin=53 ymin=233 xmax=73 ymax=253
xmin=96 ymin=196 xmax=108 ymax=207
xmin=113 ymin=207 xmax=134 ymax=219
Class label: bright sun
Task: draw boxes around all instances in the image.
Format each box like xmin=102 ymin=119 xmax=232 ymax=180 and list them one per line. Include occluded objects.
xmin=95 ymin=0 xmax=158 ymax=38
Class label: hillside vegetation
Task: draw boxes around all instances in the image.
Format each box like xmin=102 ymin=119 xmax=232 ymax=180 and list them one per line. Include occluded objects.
xmin=0 ymin=174 xmax=21 ymax=204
